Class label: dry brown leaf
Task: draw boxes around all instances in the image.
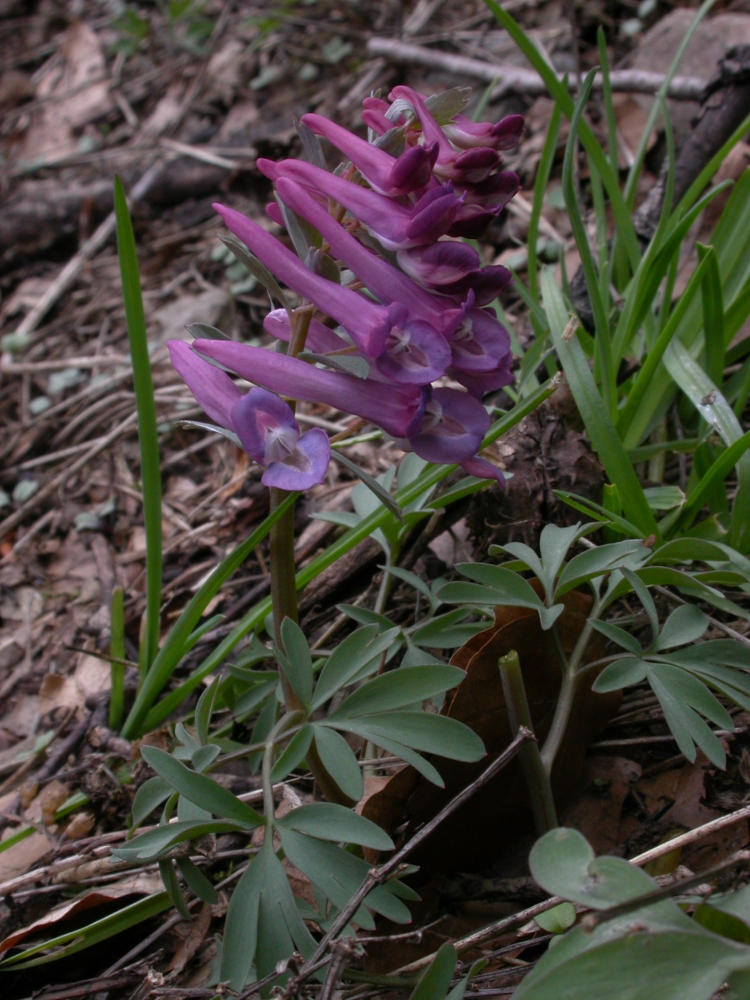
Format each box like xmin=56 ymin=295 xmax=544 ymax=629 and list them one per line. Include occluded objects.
xmin=0 ymin=831 xmax=53 ymax=883
xmin=18 ymin=21 xmax=112 ymax=163
xmin=38 ymin=653 xmax=109 ymax=718
xmin=363 ymin=588 xmax=620 ymax=873
xmin=562 ymin=756 xmax=642 ymax=856
xmin=0 ymin=871 xmax=164 ymax=957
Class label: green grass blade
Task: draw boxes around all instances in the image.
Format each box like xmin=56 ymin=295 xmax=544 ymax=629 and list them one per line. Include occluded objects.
xmin=121 ymin=490 xmax=298 ymax=738
xmin=698 ymin=244 xmax=725 ymax=387
xmin=597 ymin=27 xmax=618 ymax=177
xmin=484 ymin=0 xmax=641 ymax=272
xmin=562 ymin=69 xmax=614 ymax=416
xmin=619 ymin=249 xmax=715 ymax=446
xmin=109 ymin=586 xmax=126 ymax=731
xmin=0 ymin=893 xmax=171 ymax=968
xmin=140 ymin=378 xmax=560 ymax=733
xmin=114 ymin=176 xmax=162 ymax=675
xmin=663 ymin=340 xmax=750 ymax=551
xmin=541 ymin=268 xmax=658 ymax=537
xmin=663 ymin=429 xmax=750 ymax=536
xmin=527 ymin=98 xmax=563 ymax=302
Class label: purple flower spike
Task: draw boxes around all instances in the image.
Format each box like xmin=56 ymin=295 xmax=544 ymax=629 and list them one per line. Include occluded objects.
xmin=459 ymin=456 xmax=506 ymax=486
xmin=444 ymin=113 xmax=525 ymax=151
xmin=275 ymin=178 xmax=455 ymax=380
xmin=231 ymin=387 xmax=330 ymax=490
xmin=449 ymin=307 xmax=513 ymax=373
xmin=407 ymin=387 xmax=490 ymax=463
xmin=214 ymin=202 xmax=404 ymax=358
xmin=169 ymin=340 xmax=242 ymax=429
xmin=267 ymin=159 xmax=460 ymax=251
xmin=264 ymin=309 xmax=350 ymax=355
xmin=192 ymin=339 xmax=427 ymax=440
xmin=300 ymin=113 xmax=438 ymax=196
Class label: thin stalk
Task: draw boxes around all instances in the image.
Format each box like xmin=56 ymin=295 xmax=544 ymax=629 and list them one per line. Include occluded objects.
xmin=363 ymin=543 xmax=400 ymax=774
xmin=498 ymin=651 xmax=557 ymax=833
xmin=541 ymin=609 xmax=599 ymax=775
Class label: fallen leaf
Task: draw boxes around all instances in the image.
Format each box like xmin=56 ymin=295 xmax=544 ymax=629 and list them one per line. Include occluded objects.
xmin=0 ymin=871 xmax=164 ymax=957
xmin=18 ymin=21 xmax=113 ymax=163
xmin=0 ymin=831 xmax=53 ymax=883
xmin=38 ymin=654 xmax=110 ymax=717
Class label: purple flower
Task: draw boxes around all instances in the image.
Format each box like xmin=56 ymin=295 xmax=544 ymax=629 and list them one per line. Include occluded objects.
xmin=233 ymin=387 xmax=330 ymax=490
xmin=388 ymin=87 xmax=500 ymax=184
xmin=462 ymin=170 xmax=521 ymax=209
xmin=397 ymin=242 xmax=513 ymax=306
xmin=191 ymin=338 xmax=427 ymax=440
xmin=362 ymin=97 xmax=408 ymax=135
xmin=169 ymin=338 xmax=242 ymax=427
xmin=262 ymin=158 xmax=461 ymax=251
xmin=301 ymin=113 xmax=438 ymax=196
xmin=405 ymin=388 xmax=491 ymax=463
xmin=169 ymin=342 xmax=330 ymax=489
xmin=214 ymin=203 xmax=406 ymax=359
xmin=452 ymin=361 xmax=515 ymax=399
xmin=275 ymin=177 xmax=452 ymax=384
xmin=448 ymin=306 xmax=513 ymax=374
xmin=264 ymin=309 xmax=349 ymax=356
xmin=443 ymin=113 xmax=525 ymax=151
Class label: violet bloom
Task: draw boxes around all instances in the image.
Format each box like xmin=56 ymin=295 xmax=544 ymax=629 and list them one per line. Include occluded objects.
xmin=398 ymin=242 xmax=513 ymax=306
xmin=274 ymin=177 xmax=451 ymax=384
xmin=214 ymin=203 xmax=405 ymax=359
xmin=301 ymin=113 xmax=438 ymax=196
xmin=443 ymin=113 xmax=525 ymax=151
xmin=169 ymin=342 xmax=330 ymax=489
xmin=405 ymin=388 xmax=490 ymax=463
xmin=362 ymin=96 xmax=408 ymax=136
xmin=389 ymin=86 xmax=500 ymax=185
xmin=452 ymin=361 xmax=515 ymax=399
xmin=448 ymin=305 xmax=514 ymax=374
xmin=191 ymin=338 xmax=427 ymax=440
xmin=261 ymin=158 xmax=462 ymax=250
xmin=264 ymin=309 xmax=349 ymax=356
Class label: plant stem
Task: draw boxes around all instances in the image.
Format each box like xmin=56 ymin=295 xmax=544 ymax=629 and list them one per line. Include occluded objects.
xmin=541 ymin=607 xmax=599 ymax=775
xmin=498 ymin=651 xmax=558 ymax=833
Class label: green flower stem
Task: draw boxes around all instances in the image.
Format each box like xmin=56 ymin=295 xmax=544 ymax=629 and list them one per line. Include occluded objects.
xmin=262 ymin=712 xmax=300 ymax=823
xmin=498 ymin=651 xmax=557 ymax=834
xmin=541 ymin=605 xmax=600 ymax=775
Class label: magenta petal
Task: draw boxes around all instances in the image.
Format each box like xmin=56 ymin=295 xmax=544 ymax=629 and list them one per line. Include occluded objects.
xmin=274 ymin=159 xmax=416 ymax=250
xmin=388 ymin=141 xmax=438 ymax=191
xmin=459 ymin=456 xmax=506 ymax=486
xmin=447 ymin=205 xmax=499 ymax=239
xmin=463 ymin=171 xmax=521 ymax=208
xmin=444 ymin=113 xmax=525 ymax=151
xmin=169 ymin=340 xmax=242 ymax=428
xmin=265 ymin=202 xmax=284 ymax=227
xmin=388 ymin=86 xmax=455 ymax=164
xmin=274 ymin=178 xmax=454 ymax=333
xmin=213 ymin=202 xmax=391 ymax=357
xmin=264 ymin=309 xmax=350 ymax=355
xmin=300 ymin=113 xmax=431 ymax=196
xmin=405 ymin=185 xmax=464 ymax=242
xmin=409 ymin=387 xmax=490 ymax=463
xmin=262 ymin=427 xmax=330 ymax=490
xmin=193 ymin=339 xmax=427 ymax=439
